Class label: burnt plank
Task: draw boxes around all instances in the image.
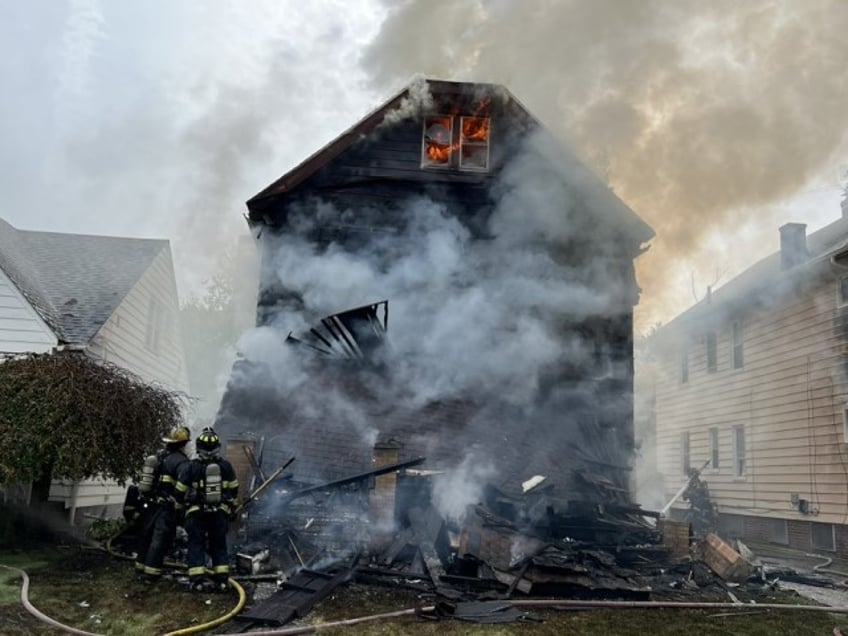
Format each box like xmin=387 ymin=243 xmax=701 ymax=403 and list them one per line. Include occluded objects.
xmin=235 ymin=567 xmax=352 ymax=627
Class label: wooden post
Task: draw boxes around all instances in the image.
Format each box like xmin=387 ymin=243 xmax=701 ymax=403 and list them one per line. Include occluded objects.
xmin=224 ymin=434 xmax=257 ymax=507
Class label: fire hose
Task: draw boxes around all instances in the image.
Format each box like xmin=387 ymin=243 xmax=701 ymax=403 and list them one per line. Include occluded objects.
xmin=104 ymin=523 xmax=247 ymax=634
xmin=1 ymin=559 xmax=245 ymax=636
xmin=0 ymin=563 xmax=102 ymax=636
xmin=807 ymin=553 xmax=848 ymax=587
xmin=0 ymin=455 xmax=297 ymax=634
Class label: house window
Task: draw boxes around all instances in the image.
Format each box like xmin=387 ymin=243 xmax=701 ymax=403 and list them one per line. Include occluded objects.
xmin=709 ymin=426 xmax=719 ymax=470
xmin=839 ymin=276 xmax=848 ymax=306
xmin=706 ymin=331 xmax=717 ymax=373
xmin=421 ymin=114 xmax=490 ymax=171
xmin=459 ymin=116 xmax=490 ymax=170
xmin=731 ymin=320 xmax=744 ymax=369
xmin=733 ymin=424 xmax=746 ymax=477
xmin=811 ymin=522 xmax=836 ymax=552
xmin=422 ymin=116 xmax=453 ymax=167
xmin=843 ymin=408 xmax=848 ymax=443
xmin=680 ymin=345 xmax=689 ymax=384
xmin=766 ymin=518 xmax=789 ymax=545
xmin=681 ymin=431 xmax=691 ymax=476
xmin=145 ymin=298 xmax=164 ymax=352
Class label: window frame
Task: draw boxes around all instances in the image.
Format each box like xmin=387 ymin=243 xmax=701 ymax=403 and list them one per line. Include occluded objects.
xmin=839 ymin=276 xmax=848 ymax=307
xmin=458 ymin=115 xmax=491 ymax=171
xmin=706 ymin=331 xmax=717 ymax=373
xmin=731 ymin=320 xmax=744 ymax=369
xmin=709 ymin=426 xmax=720 ymax=471
xmin=421 ymin=115 xmax=455 ymax=169
xmin=421 ymin=114 xmax=491 ymax=172
xmin=811 ymin=522 xmax=836 ymax=552
xmin=733 ymin=424 xmax=746 ymax=478
xmin=766 ymin=518 xmax=789 ymax=545
xmin=681 ymin=430 xmax=691 ymax=476
xmin=843 ymin=407 xmax=848 ymax=444
xmin=145 ymin=297 xmax=164 ymax=353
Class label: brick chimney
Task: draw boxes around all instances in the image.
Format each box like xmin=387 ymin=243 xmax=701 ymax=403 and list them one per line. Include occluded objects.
xmin=370 ymin=438 xmax=402 ymax=535
xmin=779 ymin=223 xmax=807 ymax=270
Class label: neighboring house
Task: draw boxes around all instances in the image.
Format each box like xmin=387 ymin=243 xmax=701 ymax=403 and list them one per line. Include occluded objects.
xmin=651 ymin=197 xmax=848 ymax=556
xmin=0 ymin=218 xmax=188 ymax=521
xmin=216 ymin=79 xmax=654 ymax=516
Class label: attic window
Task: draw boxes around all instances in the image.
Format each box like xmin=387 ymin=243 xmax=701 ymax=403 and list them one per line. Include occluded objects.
xmin=421 ymin=114 xmax=490 ymax=171
xmin=459 ymin=116 xmax=490 ymax=170
xmin=422 ymin=116 xmax=453 ymax=167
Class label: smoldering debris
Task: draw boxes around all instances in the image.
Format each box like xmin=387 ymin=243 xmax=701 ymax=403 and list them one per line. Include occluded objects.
xmin=219 ymin=462 xmax=823 ymax=632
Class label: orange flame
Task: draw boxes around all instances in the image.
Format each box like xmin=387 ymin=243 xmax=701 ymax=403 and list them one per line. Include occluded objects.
xmin=425 ymin=142 xmax=454 ymax=162
xmin=424 ymin=116 xmax=454 ymax=164
xmin=462 ymin=116 xmax=490 ymax=142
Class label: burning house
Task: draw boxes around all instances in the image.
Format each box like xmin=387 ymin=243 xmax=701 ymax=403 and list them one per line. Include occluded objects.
xmin=215 ymin=78 xmax=655 ymax=553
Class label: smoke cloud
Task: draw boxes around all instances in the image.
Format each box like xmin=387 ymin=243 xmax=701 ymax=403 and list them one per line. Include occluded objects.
xmin=258 ymin=131 xmax=625 ymax=409
xmin=218 ymin=115 xmax=638 ymax=518
xmin=360 ymin=0 xmax=848 ymax=330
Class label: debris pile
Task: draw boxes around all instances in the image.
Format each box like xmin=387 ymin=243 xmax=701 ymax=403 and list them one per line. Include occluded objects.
xmin=213 ymin=451 xmax=848 ymax=632
xmin=221 ymin=460 xmax=751 ymax=631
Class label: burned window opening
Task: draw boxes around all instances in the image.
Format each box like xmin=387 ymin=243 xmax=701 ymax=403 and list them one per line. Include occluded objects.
xmin=421 ymin=114 xmax=490 ymax=172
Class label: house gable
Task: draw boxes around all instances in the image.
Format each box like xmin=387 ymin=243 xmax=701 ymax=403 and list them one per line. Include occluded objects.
xmin=87 ymin=246 xmax=188 ymax=392
xmin=17 ymin=229 xmax=168 ymax=345
xmin=246 ymin=79 xmax=653 ymax=249
xmin=0 ymin=266 xmax=58 ymax=354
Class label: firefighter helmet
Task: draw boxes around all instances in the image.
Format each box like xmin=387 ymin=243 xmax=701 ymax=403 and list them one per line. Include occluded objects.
xmin=162 ymin=426 xmax=191 ymax=444
xmin=196 ymin=427 xmax=221 ymax=457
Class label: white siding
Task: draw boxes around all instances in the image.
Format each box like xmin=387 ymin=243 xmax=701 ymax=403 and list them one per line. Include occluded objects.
xmin=654 ymin=275 xmax=848 ymax=525
xmin=49 ymin=477 xmax=128 ymax=512
xmin=88 ymin=246 xmax=188 ymax=393
xmin=0 ymin=267 xmax=57 ymax=354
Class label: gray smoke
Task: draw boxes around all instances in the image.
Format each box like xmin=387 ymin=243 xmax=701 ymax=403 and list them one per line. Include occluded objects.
xmin=361 ymin=0 xmax=848 ymax=330
xmin=255 ymin=130 xmax=622 ymax=409
xmin=226 ymin=118 xmax=635 ymax=519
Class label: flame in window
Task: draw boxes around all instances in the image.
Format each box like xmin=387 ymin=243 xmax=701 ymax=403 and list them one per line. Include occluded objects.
xmin=462 ymin=117 xmax=490 ymax=143
xmin=424 ymin=116 xmax=454 ymax=164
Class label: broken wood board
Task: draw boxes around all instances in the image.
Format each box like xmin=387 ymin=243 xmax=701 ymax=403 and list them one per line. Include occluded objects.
xmin=699 ymin=532 xmax=752 ymax=583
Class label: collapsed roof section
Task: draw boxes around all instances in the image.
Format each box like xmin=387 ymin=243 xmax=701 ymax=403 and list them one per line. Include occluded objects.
xmin=286 ymin=301 xmax=388 ymax=361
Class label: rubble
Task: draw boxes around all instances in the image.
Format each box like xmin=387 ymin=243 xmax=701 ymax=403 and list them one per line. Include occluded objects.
xmin=212 ymin=448 xmax=848 ymax=631
xmin=220 ymin=460 xmax=764 ymax=630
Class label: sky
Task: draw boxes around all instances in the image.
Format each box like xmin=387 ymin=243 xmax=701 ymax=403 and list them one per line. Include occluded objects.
xmin=1 ymin=0 xmax=847 ymax=334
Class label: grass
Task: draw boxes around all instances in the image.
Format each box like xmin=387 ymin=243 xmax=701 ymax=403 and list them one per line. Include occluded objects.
xmin=301 ymin=582 xmax=848 ymax=635
xmin=0 ymin=545 xmax=233 ymax=635
xmin=1 ymin=549 xmax=845 ymax=635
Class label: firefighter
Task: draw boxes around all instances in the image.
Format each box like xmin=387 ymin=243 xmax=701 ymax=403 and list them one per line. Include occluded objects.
xmin=175 ymin=427 xmax=239 ymax=593
xmin=134 ymin=425 xmax=192 ymax=582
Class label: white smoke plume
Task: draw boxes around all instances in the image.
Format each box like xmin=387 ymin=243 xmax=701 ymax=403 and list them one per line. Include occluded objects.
xmin=431 ymin=452 xmax=496 ymax=523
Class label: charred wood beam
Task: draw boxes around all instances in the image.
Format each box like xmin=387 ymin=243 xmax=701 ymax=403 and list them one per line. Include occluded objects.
xmin=236 ymin=457 xmax=296 ymax=514
xmin=284 ymin=457 xmax=426 ymax=503
xmin=600 ymin=503 xmax=662 ymax=519
xmin=243 ymin=445 xmax=267 ymax=484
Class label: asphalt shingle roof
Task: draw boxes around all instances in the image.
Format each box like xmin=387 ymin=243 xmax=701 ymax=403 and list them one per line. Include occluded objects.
xmin=661 ymin=213 xmax=848 ymax=332
xmin=0 ymin=218 xmax=167 ymax=344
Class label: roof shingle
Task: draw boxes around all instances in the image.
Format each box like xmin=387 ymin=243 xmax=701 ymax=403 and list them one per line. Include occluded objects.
xmin=0 ymin=219 xmax=166 ymax=344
